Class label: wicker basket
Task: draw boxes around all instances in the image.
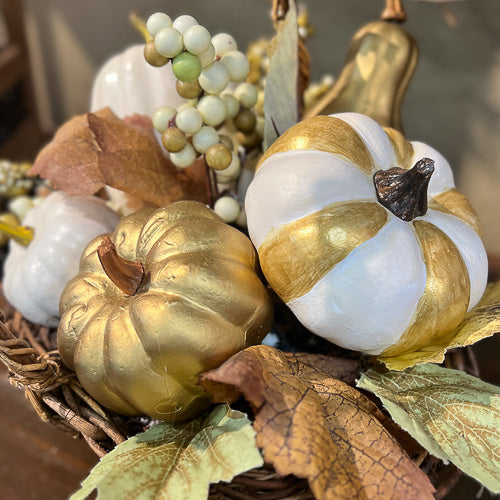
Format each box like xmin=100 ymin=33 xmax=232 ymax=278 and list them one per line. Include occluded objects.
xmin=0 ymin=294 xmax=478 ymax=499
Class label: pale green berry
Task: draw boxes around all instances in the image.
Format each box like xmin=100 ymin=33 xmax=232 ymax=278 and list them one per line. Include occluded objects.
xmin=146 ymin=12 xmax=172 ymax=37
xmin=214 ymin=196 xmax=240 ymax=223
xmin=199 ymin=61 xmax=230 ymax=94
xmin=199 ymin=43 xmax=215 ymax=68
xmin=172 ymin=15 xmax=198 ymax=34
xmin=183 ymin=25 xmax=211 ymax=55
xmin=221 ymin=93 xmax=240 ymax=119
xmin=211 ymin=33 xmax=238 ymax=57
xmin=8 ymin=195 xmax=34 ymax=222
xmin=197 ymin=95 xmax=226 ymax=127
xmin=155 ymin=27 xmax=183 ymax=58
xmin=221 ymin=50 xmax=250 ymax=82
xmin=192 ymin=126 xmax=219 ymax=153
xmin=153 ymin=106 xmax=177 ymax=133
xmin=256 ymin=116 xmax=265 ymax=138
xmin=172 ymin=52 xmax=202 ymax=83
xmin=235 ymin=82 xmax=258 ymax=108
xmin=235 ymin=206 xmax=247 ymax=228
xmin=175 ymin=106 xmax=203 ymax=134
xmin=170 ymin=143 xmax=197 ymax=168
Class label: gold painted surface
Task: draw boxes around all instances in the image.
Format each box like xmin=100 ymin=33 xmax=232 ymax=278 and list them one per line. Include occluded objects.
xmin=58 ymin=200 xmax=273 ymax=422
xmin=384 ymin=127 xmax=414 ymax=170
xmin=259 ymin=201 xmax=388 ymax=303
xmin=257 ymin=116 xmax=375 ymax=175
xmin=305 ymin=21 xmax=418 ymax=131
xmin=429 ymin=189 xmax=483 ymax=237
xmin=382 ymin=220 xmax=470 ymax=357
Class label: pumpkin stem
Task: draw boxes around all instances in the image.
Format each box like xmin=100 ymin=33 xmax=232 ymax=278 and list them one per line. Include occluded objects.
xmin=129 ymin=12 xmax=152 ymax=43
xmin=373 ymin=158 xmax=435 ymax=222
xmin=381 ymin=0 xmax=407 ymax=23
xmin=0 ymin=218 xmax=34 ymax=246
xmin=97 ymin=237 xmax=144 ymax=296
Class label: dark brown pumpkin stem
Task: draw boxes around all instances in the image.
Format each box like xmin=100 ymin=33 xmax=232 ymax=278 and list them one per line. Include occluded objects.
xmin=374 ymin=158 xmax=435 ymax=221
xmin=97 ymin=237 xmax=144 ymax=296
xmin=381 ymin=0 xmax=407 ymax=23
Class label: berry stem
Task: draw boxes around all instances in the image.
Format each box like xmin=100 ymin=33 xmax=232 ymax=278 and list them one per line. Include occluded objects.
xmin=129 ymin=12 xmax=152 ymax=42
xmin=0 ymin=220 xmax=34 ymax=246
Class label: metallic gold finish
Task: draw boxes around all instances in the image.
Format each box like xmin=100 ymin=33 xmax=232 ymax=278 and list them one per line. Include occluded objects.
xmin=374 ymin=158 xmax=435 ymax=221
xmin=384 ymin=127 xmax=414 ymax=169
xmin=58 ymin=201 xmax=273 ymax=422
xmin=429 ymin=189 xmax=483 ymax=237
xmin=381 ymin=0 xmax=406 ymax=23
xmin=258 ymin=201 xmax=388 ymax=303
xmin=305 ymin=21 xmax=418 ymax=131
xmin=382 ymin=220 xmax=470 ymax=357
xmin=258 ymin=116 xmax=374 ymax=175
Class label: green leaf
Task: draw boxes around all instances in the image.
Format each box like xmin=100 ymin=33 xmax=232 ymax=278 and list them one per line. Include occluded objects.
xmin=71 ymin=404 xmax=263 ymax=500
xmin=358 ymin=364 xmax=500 ymax=493
xmin=263 ymin=0 xmax=299 ymax=150
xmin=379 ymin=281 xmax=500 ymax=371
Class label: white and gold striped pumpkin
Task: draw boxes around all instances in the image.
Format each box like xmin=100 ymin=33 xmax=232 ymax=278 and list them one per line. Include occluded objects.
xmin=245 ymin=112 xmax=488 ymax=357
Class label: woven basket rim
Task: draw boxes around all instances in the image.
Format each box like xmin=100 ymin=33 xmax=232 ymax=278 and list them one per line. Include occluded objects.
xmin=0 ymin=301 xmax=474 ymax=499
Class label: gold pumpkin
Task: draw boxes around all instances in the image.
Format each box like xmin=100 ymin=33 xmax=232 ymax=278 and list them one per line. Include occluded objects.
xmin=58 ymin=201 xmax=273 ymax=421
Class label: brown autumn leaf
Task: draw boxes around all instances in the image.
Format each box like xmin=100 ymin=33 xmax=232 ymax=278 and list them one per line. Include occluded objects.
xmin=199 ymin=345 xmax=435 ymax=500
xmin=30 ymin=107 xmax=207 ymax=207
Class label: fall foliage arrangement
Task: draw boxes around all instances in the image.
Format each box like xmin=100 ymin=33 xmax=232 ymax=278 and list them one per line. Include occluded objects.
xmin=0 ymin=1 xmax=499 ymax=499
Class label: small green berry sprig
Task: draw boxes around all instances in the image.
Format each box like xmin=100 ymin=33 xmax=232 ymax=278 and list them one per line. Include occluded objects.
xmin=144 ymin=12 xmax=262 ymax=226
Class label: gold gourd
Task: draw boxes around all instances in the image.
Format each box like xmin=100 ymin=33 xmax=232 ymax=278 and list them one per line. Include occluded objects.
xmin=305 ymin=20 xmax=418 ymax=131
xmin=58 ymin=201 xmax=273 ymax=422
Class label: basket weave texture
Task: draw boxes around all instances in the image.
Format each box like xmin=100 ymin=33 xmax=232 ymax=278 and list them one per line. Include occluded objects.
xmin=0 ymin=296 xmax=477 ymax=499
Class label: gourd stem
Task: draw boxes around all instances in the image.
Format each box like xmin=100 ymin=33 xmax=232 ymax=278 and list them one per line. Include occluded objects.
xmin=97 ymin=237 xmax=144 ymax=296
xmin=0 ymin=220 xmax=34 ymax=246
xmin=381 ymin=0 xmax=407 ymax=23
xmin=373 ymin=158 xmax=434 ymax=222
xmin=129 ymin=12 xmax=152 ymax=43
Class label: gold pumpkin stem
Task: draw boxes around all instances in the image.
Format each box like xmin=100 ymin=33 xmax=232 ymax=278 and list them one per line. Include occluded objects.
xmin=97 ymin=237 xmax=144 ymax=296
xmin=129 ymin=12 xmax=152 ymax=42
xmin=373 ymin=158 xmax=435 ymax=221
xmin=0 ymin=219 xmax=34 ymax=246
xmin=381 ymin=0 xmax=407 ymax=23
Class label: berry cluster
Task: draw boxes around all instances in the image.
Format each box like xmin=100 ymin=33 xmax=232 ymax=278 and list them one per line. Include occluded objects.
xmin=0 ymin=160 xmax=34 ymax=197
xmin=144 ymin=12 xmax=262 ymax=225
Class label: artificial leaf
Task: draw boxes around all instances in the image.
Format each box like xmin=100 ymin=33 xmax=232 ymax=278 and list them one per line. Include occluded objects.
xmin=263 ymin=0 xmax=299 ymax=150
xmin=70 ymin=404 xmax=263 ymax=500
xmin=358 ymin=364 xmax=500 ymax=493
xmin=30 ymin=107 xmax=207 ymax=207
xmin=379 ymin=281 xmax=500 ymax=370
xmin=199 ymin=345 xmax=435 ymax=500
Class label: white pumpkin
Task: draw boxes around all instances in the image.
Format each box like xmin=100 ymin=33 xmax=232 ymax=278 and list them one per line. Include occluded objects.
xmin=245 ymin=112 xmax=488 ymax=357
xmin=91 ymin=44 xmax=187 ymax=215
xmin=3 ymin=191 xmax=119 ymax=327
xmin=90 ymin=44 xmax=185 ymax=118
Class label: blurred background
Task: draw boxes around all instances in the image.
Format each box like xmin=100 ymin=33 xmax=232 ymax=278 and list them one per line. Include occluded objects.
xmin=0 ymin=0 xmax=498 ymax=498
